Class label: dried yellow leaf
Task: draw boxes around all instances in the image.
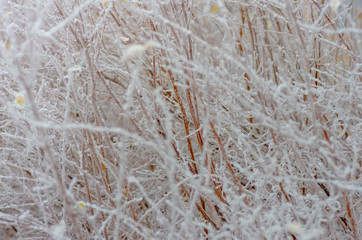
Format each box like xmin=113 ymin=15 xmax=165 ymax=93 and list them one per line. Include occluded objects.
xmin=211 ymin=4 xmax=219 ymax=14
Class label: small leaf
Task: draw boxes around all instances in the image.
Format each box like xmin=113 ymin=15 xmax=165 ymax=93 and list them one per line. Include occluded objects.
xmin=211 ymin=4 xmax=219 ymax=14
xmin=77 ymin=201 xmax=85 ymax=209
xmin=15 ymin=93 xmax=24 ymax=107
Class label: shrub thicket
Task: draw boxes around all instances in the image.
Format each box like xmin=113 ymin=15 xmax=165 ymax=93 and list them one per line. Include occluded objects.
xmin=0 ymin=0 xmax=361 ymax=239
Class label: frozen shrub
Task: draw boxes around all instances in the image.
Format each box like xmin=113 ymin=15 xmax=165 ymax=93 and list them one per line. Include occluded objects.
xmin=0 ymin=0 xmax=361 ymax=239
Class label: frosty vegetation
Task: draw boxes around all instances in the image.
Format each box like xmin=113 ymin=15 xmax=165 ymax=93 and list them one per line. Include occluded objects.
xmin=0 ymin=0 xmax=361 ymax=239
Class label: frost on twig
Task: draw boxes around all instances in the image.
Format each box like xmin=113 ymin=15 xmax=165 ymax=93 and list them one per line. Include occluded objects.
xmin=0 ymin=0 xmax=361 ymax=239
